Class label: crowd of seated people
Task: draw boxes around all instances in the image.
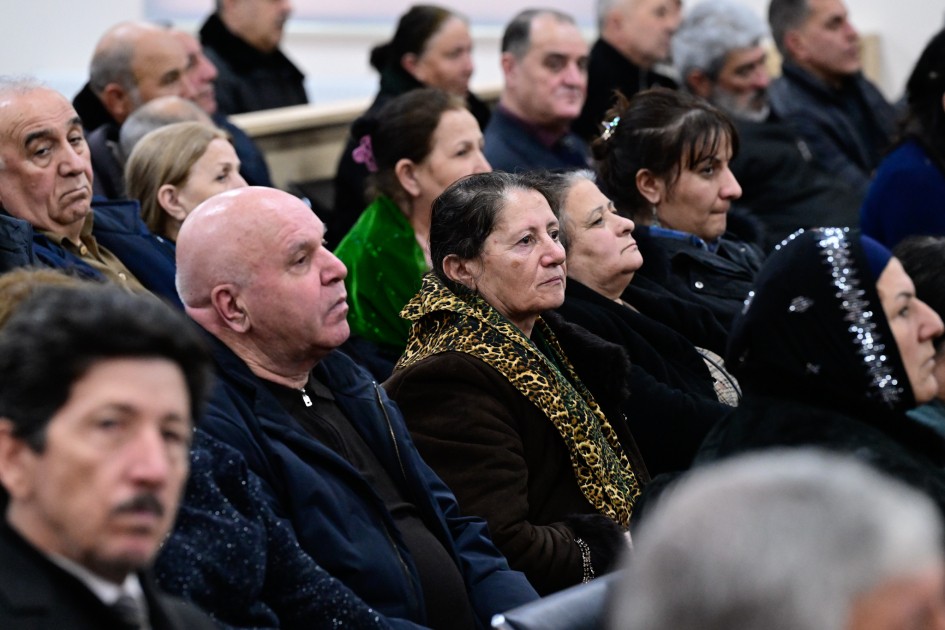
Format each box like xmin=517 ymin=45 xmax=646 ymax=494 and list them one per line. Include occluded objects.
xmin=5 ymin=1 xmax=945 ymax=628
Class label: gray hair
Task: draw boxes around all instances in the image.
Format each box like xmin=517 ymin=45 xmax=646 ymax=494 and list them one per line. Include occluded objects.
xmin=596 ymin=0 xmax=625 ymax=31
xmin=0 ymin=75 xmax=46 ymax=100
xmin=501 ymin=8 xmax=577 ymax=59
xmin=610 ymin=449 xmax=945 ymax=630
xmin=534 ymin=169 xmax=598 ymax=251
xmin=0 ymin=76 xmax=50 ymax=171
xmin=118 ymin=96 xmax=211 ymax=162
xmin=673 ymin=0 xmax=769 ymax=83
xmin=88 ymin=35 xmax=137 ymax=97
xmin=768 ymin=0 xmax=812 ymax=57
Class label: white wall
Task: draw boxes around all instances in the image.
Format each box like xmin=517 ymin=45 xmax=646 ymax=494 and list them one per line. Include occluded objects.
xmin=0 ymin=0 xmax=941 ymax=104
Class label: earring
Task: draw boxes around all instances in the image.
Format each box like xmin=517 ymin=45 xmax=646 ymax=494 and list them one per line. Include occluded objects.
xmin=651 ymin=205 xmax=661 ymax=228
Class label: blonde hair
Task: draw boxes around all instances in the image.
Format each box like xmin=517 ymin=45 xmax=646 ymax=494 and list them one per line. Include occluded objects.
xmin=124 ymin=121 xmax=230 ymax=238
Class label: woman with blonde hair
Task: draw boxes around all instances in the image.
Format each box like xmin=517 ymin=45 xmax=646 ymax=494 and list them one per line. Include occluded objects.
xmin=125 ymin=121 xmax=246 ymax=243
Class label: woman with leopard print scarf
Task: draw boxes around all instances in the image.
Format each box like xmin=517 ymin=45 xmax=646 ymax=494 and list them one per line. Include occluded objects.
xmin=384 ymin=171 xmax=648 ymax=595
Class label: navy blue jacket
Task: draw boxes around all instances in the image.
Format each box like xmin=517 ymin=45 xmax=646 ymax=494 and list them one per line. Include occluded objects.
xmin=199 ymin=335 xmax=539 ymax=628
xmin=0 ymin=211 xmax=102 ymax=280
xmin=0 ymin=198 xmax=181 ymax=306
xmin=769 ymin=62 xmax=896 ymax=198
xmin=90 ymin=197 xmax=181 ymax=306
xmin=484 ymin=106 xmax=589 ymax=173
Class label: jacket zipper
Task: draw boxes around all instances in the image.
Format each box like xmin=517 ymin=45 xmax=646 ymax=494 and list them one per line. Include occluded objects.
xmin=372 ymin=381 xmax=421 ymax=614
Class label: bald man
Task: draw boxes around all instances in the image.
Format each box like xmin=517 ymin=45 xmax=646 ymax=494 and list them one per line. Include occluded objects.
xmin=73 ymin=21 xmax=194 ymax=198
xmin=175 ymin=186 xmax=538 ymax=628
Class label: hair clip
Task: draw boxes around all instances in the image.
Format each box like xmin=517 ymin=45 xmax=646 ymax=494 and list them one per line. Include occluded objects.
xmin=600 ymin=116 xmax=621 ymax=141
xmin=352 ymin=135 xmax=378 ymax=173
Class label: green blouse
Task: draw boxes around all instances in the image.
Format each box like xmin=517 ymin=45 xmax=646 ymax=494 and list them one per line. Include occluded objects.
xmin=334 ymin=195 xmax=428 ymax=352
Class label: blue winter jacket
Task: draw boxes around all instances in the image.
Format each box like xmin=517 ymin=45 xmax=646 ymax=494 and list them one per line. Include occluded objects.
xmin=199 ymin=334 xmax=539 ymax=628
xmin=0 ymin=198 xmax=180 ymax=307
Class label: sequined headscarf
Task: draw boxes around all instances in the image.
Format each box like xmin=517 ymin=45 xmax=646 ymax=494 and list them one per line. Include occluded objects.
xmin=728 ymin=228 xmax=915 ymax=417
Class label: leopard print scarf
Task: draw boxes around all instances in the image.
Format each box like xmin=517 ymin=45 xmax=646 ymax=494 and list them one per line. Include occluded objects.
xmin=397 ymin=273 xmax=640 ymax=525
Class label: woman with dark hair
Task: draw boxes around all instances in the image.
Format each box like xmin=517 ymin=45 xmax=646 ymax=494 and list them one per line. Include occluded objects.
xmin=695 ymin=228 xmax=945 ymax=517
xmin=334 ymin=88 xmax=490 ymax=378
xmin=384 ymin=171 xmax=647 ymax=595
xmin=593 ymin=88 xmax=763 ymax=329
xmin=862 ymin=28 xmax=945 ymax=249
xmin=331 ymin=5 xmax=491 ymax=245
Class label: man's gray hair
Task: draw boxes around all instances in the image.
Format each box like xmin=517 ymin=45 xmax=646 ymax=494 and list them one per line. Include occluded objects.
xmin=0 ymin=75 xmax=46 ymax=99
xmin=0 ymin=76 xmax=50 ymax=171
xmin=88 ymin=37 xmax=137 ymax=97
xmin=672 ymin=0 xmax=769 ymax=83
xmin=118 ymin=96 xmax=211 ymax=162
xmin=501 ymin=8 xmax=577 ymax=60
xmin=768 ymin=0 xmax=812 ymax=57
xmin=609 ymin=449 xmax=945 ymax=630
xmin=596 ymin=0 xmax=627 ymax=31
xmin=537 ymin=169 xmax=598 ymax=251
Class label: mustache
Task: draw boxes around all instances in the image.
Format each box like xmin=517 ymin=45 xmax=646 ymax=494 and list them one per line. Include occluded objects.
xmin=113 ymin=493 xmax=165 ymax=518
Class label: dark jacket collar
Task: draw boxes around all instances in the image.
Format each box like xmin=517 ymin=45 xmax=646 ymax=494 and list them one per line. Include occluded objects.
xmin=199 ymin=12 xmax=303 ymax=80
xmin=72 ymin=82 xmax=116 ymax=133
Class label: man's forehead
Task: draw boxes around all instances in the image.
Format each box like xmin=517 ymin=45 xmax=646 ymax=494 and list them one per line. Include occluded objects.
xmin=528 ymin=19 xmax=586 ymax=56
xmin=133 ymin=31 xmax=188 ymax=74
xmin=0 ymin=90 xmax=80 ymax=145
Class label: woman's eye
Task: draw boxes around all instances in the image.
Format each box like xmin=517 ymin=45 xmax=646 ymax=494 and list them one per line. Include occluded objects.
xmin=519 ymin=234 xmax=532 ymax=245
xmin=550 ymin=229 xmax=560 ymax=241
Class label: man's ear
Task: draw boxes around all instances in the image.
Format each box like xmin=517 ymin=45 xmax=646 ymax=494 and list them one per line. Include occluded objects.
xmin=686 ymin=69 xmax=714 ymax=99
xmin=784 ymin=29 xmax=806 ymax=63
xmin=0 ymin=419 xmax=35 ymax=501
xmin=395 ymin=159 xmax=422 ymax=199
xmin=157 ymin=185 xmax=189 ymax=223
xmin=500 ymin=52 xmax=517 ymax=78
xmin=210 ymin=285 xmax=250 ymax=333
xmin=635 ymin=168 xmax=664 ymax=205
xmin=442 ymin=254 xmax=480 ymax=290
xmin=98 ymin=83 xmax=134 ymax=124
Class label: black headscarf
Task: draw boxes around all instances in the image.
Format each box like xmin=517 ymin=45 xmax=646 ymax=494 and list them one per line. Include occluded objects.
xmin=727 ymin=227 xmax=915 ymax=419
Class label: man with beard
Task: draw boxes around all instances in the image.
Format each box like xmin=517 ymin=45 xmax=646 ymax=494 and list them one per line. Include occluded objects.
xmin=673 ymin=0 xmax=862 ymax=249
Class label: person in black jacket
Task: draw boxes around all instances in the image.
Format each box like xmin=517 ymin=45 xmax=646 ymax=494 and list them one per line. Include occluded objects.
xmin=199 ymin=0 xmax=308 ymax=115
xmin=593 ymin=88 xmax=764 ymax=329
xmin=695 ymin=228 xmax=945 ymax=520
xmin=543 ymin=169 xmax=736 ymax=474
xmin=0 ymin=284 xmax=217 ymax=629
xmin=573 ymin=0 xmax=680 ymax=142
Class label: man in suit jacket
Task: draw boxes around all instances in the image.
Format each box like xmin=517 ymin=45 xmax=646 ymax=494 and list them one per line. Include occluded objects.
xmin=0 ymin=284 xmax=217 ymax=629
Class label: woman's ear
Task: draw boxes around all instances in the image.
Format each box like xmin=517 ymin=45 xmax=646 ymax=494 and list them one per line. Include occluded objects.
xmin=157 ymin=184 xmax=189 ymax=223
xmin=401 ymin=52 xmax=420 ymax=78
xmin=442 ymin=254 xmax=480 ymax=290
xmin=395 ymin=158 xmax=422 ymax=198
xmin=635 ymin=168 xmax=664 ymax=205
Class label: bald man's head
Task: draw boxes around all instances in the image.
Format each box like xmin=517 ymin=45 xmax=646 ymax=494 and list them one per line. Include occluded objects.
xmin=177 ymin=187 xmax=349 ymax=381
xmin=89 ymin=22 xmax=193 ymax=125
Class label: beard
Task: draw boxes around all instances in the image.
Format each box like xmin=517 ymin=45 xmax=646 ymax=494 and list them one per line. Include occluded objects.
xmin=710 ymin=87 xmax=770 ymax=123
